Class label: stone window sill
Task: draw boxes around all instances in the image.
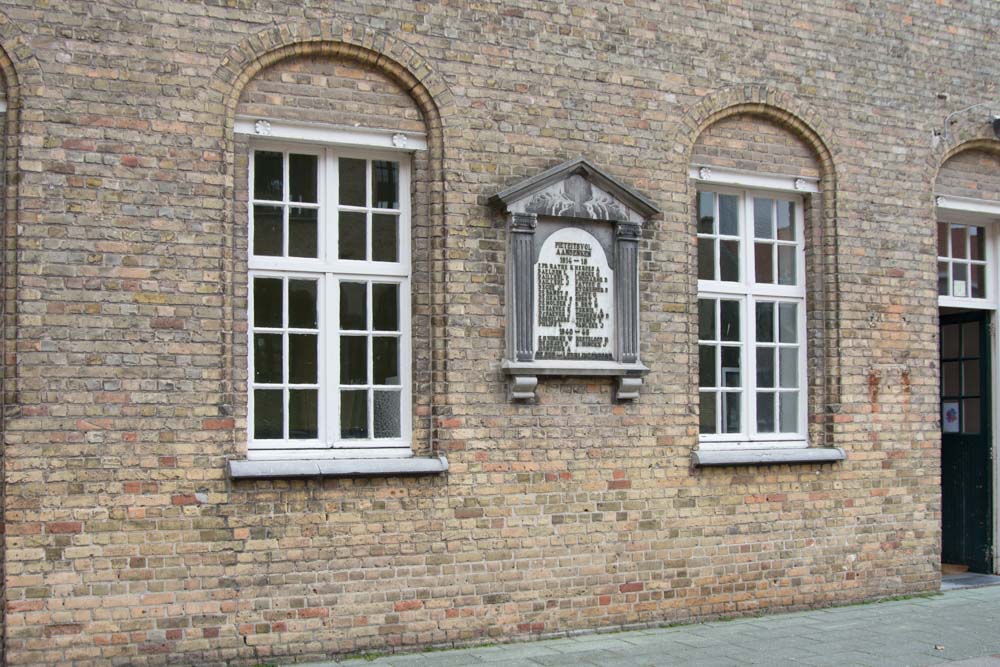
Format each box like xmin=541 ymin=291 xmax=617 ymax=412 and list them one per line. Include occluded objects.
xmin=692 ymin=447 xmax=846 ymax=467
xmin=228 ymin=455 xmax=449 ymax=479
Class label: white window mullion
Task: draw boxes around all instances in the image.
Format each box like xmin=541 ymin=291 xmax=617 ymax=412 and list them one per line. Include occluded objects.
xmin=327 ymin=273 xmax=338 ymax=449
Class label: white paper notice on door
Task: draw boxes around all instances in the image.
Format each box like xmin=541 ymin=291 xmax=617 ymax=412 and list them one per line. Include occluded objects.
xmin=942 ymin=401 xmax=960 ymax=434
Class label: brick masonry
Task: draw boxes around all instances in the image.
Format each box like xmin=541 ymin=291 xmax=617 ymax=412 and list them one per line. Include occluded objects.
xmin=0 ymin=1 xmax=997 ymax=665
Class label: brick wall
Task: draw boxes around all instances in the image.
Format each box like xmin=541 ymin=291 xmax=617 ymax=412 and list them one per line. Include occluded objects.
xmin=937 ymin=149 xmax=1000 ymax=200
xmin=0 ymin=0 xmax=994 ymax=664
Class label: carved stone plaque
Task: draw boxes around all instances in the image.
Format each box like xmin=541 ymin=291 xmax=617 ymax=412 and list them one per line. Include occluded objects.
xmin=534 ymin=228 xmax=614 ymax=361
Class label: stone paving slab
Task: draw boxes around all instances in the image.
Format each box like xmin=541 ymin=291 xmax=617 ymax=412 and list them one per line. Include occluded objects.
xmin=295 ymin=585 xmax=1000 ymax=667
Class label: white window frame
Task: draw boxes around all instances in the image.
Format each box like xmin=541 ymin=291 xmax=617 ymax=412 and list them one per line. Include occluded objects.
xmin=697 ymin=185 xmax=808 ymax=450
xmin=247 ymin=139 xmax=413 ymax=460
xmin=935 ymin=196 xmax=1000 ymax=310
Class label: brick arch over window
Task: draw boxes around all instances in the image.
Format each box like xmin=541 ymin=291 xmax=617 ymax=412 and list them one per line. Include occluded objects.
xmin=676 ymin=87 xmax=842 ymax=447
xmin=210 ymin=23 xmax=453 ymax=457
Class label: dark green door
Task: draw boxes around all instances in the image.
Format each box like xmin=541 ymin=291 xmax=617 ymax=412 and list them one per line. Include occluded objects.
xmin=940 ymin=311 xmax=993 ymax=573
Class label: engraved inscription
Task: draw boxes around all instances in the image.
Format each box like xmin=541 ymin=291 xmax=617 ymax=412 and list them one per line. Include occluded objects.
xmin=534 ymin=228 xmax=614 ymax=361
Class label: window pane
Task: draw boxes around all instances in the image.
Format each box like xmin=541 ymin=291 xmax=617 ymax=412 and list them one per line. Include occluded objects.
xmin=339 ymin=158 xmax=366 ymax=207
xmin=941 ymin=323 xmax=960 ymax=359
xmin=253 ymin=205 xmax=282 ymax=256
xmin=963 ymin=398 xmax=981 ymax=434
xmin=340 ymin=282 xmax=367 ymax=331
xmin=373 ymin=283 xmax=399 ymax=332
xmin=938 ymin=222 xmax=949 ymax=257
xmin=289 ymin=389 xmax=318 ymax=439
xmin=721 ymin=346 xmax=741 ymax=387
xmin=253 ymin=151 xmax=282 ymax=201
xmin=372 ymin=214 xmax=398 ymax=262
xmin=699 ymin=392 xmax=717 ymax=434
xmin=373 ymin=160 xmax=399 ymax=209
xmin=777 ymin=245 xmax=796 ymax=285
xmin=697 ymin=192 xmax=715 ymax=234
xmin=777 ymin=201 xmax=794 ymax=241
xmin=778 ymin=303 xmax=797 ymax=343
xmin=722 ymin=391 xmax=741 ymax=433
xmin=754 ymin=243 xmax=773 ymax=283
xmin=971 ymin=264 xmax=986 ymax=299
xmin=952 ymin=262 xmax=968 ymax=298
xmin=779 ymin=392 xmax=798 ymax=433
xmin=951 ymin=226 xmax=967 ymax=259
xmin=699 ymin=345 xmax=716 ymax=388
xmin=779 ymin=348 xmax=798 ymax=388
xmin=697 ymin=238 xmax=715 ymax=280
xmin=698 ymin=298 xmax=716 ymax=341
xmin=756 ymin=392 xmax=775 ymax=433
xmin=970 ymin=226 xmax=985 ymax=261
xmin=938 ymin=261 xmax=949 ymax=296
xmin=253 ymin=389 xmax=283 ymax=439
xmin=289 ymin=154 xmax=318 ymax=203
xmin=254 ymin=277 xmax=283 ymax=328
xmin=374 ymin=390 xmax=401 ymax=438
xmin=720 ymin=300 xmax=740 ymax=341
xmin=340 ymin=336 xmax=367 ymax=384
xmin=942 ymin=361 xmax=960 ymax=396
xmin=754 ymin=198 xmax=773 ymax=239
xmin=254 ymin=333 xmax=282 ymax=383
xmin=339 ymin=211 xmax=367 ymax=260
xmin=340 ymin=390 xmax=368 ymax=439
xmin=719 ymin=239 xmax=739 ymax=281
xmin=288 ymin=280 xmax=317 ymax=329
xmin=288 ymin=334 xmax=317 ymax=384
xmin=756 ymin=302 xmax=774 ymax=342
xmin=963 ymin=321 xmax=980 ymax=357
xmin=963 ymin=360 xmax=980 ymax=396
xmin=756 ymin=347 xmax=775 ymax=388
xmin=288 ymin=207 xmax=318 ymax=258
xmin=373 ymin=337 xmax=399 ymax=385
xmin=719 ymin=194 xmax=739 ymax=235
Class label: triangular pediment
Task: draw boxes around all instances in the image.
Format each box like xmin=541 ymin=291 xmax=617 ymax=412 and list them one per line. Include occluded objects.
xmin=489 ymin=157 xmax=660 ymax=224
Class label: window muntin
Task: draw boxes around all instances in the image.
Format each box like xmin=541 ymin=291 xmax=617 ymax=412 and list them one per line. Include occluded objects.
xmin=249 ymin=145 xmax=411 ymax=455
xmin=938 ymin=221 xmax=987 ymax=300
xmin=697 ymin=188 xmax=807 ymax=446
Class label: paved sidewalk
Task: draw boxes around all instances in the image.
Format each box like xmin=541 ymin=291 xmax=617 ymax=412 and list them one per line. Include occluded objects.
xmin=297 ymin=585 xmax=1000 ymax=667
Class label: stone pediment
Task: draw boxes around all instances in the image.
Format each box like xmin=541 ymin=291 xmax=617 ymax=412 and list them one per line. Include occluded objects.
xmin=489 ymin=157 xmax=660 ymax=224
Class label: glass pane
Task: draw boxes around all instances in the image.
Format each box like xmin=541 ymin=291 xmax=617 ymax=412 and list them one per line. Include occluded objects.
xmin=963 ymin=360 xmax=981 ymax=396
xmin=721 ymin=346 xmax=740 ymax=387
xmin=969 ymin=226 xmax=985 ymax=261
xmin=340 ymin=389 xmax=368 ymax=439
xmin=753 ymin=198 xmax=773 ymax=239
xmin=289 ymin=154 xmax=318 ymax=203
xmin=754 ymin=243 xmax=773 ymax=283
xmin=971 ymin=264 xmax=986 ymax=299
xmin=777 ymin=245 xmax=796 ymax=285
xmin=340 ymin=336 xmax=368 ymax=384
xmin=722 ymin=391 xmax=741 ymax=433
xmin=288 ymin=334 xmax=317 ymax=384
xmin=719 ymin=195 xmax=739 ymax=235
xmin=373 ymin=337 xmax=399 ymax=385
xmin=719 ymin=240 xmax=739 ymax=281
xmin=779 ymin=392 xmax=798 ymax=433
xmin=779 ymin=348 xmax=798 ymax=388
xmin=952 ymin=226 xmax=969 ymax=259
xmin=698 ymin=298 xmax=716 ymax=341
xmin=288 ymin=280 xmax=317 ymax=329
xmin=288 ymin=207 xmax=318 ymax=258
xmin=374 ymin=390 xmax=401 ymax=438
xmin=963 ymin=321 xmax=980 ymax=357
xmin=373 ymin=283 xmax=399 ymax=332
xmin=756 ymin=347 xmax=775 ymax=388
xmin=756 ymin=302 xmax=774 ymax=342
xmin=699 ymin=345 xmax=716 ymax=388
xmin=757 ymin=392 xmax=775 ymax=433
xmin=339 ymin=211 xmax=367 ymax=260
xmin=253 ymin=151 xmax=282 ymax=201
xmin=698 ymin=238 xmax=715 ymax=280
xmin=253 ymin=389 xmax=283 ymax=439
xmin=720 ymin=300 xmax=740 ymax=342
xmin=941 ymin=324 xmax=960 ymax=359
xmin=938 ymin=222 xmax=949 ymax=257
xmin=942 ymin=361 xmax=961 ymax=396
xmin=697 ymin=192 xmax=715 ymax=234
xmin=253 ymin=333 xmax=282 ymax=383
xmin=339 ymin=158 xmax=366 ymax=207
xmin=699 ymin=392 xmax=716 ymax=434
xmin=340 ymin=282 xmax=367 ymax=331
xmin=372 ymin=214 xmax=398 ymax=263
xmin=938 ymin=261 xmax=949 ymax=296
xmin=777 ymin=201 xmax=794 ymax=241
xmin=963 ymin=398 xmax=981 ymax=434
xmin=779 ymin=303 xmax=797 ymax=343
xmin=952 ymin=263 xmax=968 ymax=298
xmin=373 ymin=161 xmax=399 ymax=209
xmin=289 ymin=389 xmax=318 ymax=439
xmin=253 ymin=205 xmax=282 ymax=256
xmin=253 ymin=277 xmax=282 ymax=328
